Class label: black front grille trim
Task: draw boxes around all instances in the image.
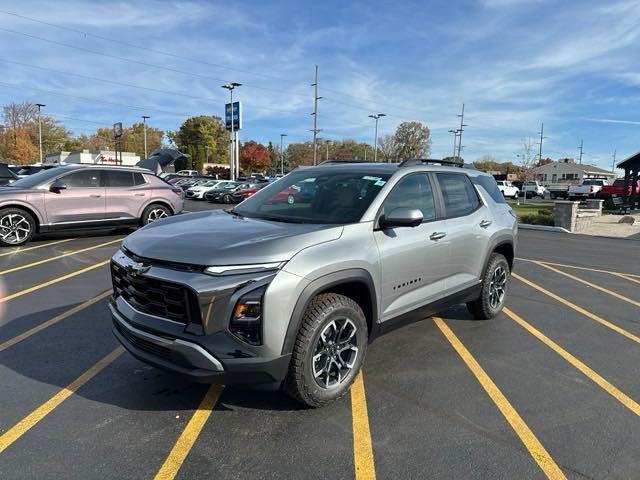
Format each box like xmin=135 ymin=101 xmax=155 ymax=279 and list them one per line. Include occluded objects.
xmin=111 ymin=261 xmax=200 ymax=325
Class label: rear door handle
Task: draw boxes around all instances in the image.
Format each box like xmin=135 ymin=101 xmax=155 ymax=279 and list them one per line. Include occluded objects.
xmin=429 ymin=231 xmax=447 ymax=241
xmin=89 ymin=194 xmax=102 ymax=198
xmin=134 ymin=193 xmax=146 ymax=196
xmin=480 ymin=220 xmax=492 ymax=228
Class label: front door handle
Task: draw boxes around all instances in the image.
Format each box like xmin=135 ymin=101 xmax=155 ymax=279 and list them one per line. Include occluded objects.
xmin=480 ymin=220 xmax=492 ymax=228
xmin=89 ymin=194 xmax=102 ymax=198
xmin=134 ymin=193 xmax=146 ymax=196
xmin=429 ymin=231 xmax=447 ymax=241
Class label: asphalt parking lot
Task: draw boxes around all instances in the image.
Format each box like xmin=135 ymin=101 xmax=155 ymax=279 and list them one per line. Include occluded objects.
xmin=1 ymin=200 xmax=639 ymax=479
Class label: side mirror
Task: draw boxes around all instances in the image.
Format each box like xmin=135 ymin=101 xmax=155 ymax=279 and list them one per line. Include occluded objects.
xmin=49 ymin=179 xmax=67 ymax=193
xmin=379 ymin=207 xmax=423 ymax=229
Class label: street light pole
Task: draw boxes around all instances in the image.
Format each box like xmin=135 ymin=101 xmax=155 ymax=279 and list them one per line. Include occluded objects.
xmin=36 ymin=103 xmax=45 ymax=163
xmin=142 ymin=115 xmax=150 ymax=159
xmin=280 ymin=134 xmax=287 ymax=175
xmin=368 ymin=113 xmax=386 ymax=162
xmin=222 ymin=83 xmax=242 ymax=180
xmin=448 ymin=129 xmax=459 ymax=159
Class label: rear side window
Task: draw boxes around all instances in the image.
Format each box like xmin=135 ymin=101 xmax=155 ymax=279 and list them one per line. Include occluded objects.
xmin=105 ymin=171 xmax=134 ymax=187
xmin=437 ymin=173 xmax=481 ymax=217
xmin=133 ymin=173 xmax=146 ymax=185
xmin=383 ymin=174 xmax=436 ymax=221
xmin=472 ymin=175 xmax=506 ymax=204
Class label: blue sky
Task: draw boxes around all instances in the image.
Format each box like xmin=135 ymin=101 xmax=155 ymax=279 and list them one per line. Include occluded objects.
xmin=1 ymin=0 xmax=639 ymax=168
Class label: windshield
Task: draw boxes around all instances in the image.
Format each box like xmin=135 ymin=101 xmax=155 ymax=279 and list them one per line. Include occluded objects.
xmin=233 ymin=169 xmax=391 ymax=224
xmin=7 ymin=168 xmax=62 ymax=189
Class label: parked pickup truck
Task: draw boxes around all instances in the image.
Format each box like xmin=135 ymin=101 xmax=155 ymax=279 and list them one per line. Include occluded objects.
xmin=568 ymin=179 xmax=609 ymax=200
xmin=522 ymin=181 xmax=546 ymax=198
xmin=598 ymin=179 xmax=640 ymax=199
xmin=495 ymin=180 xmax=519 ymax=199
xmin=547 ymin=183 xmax=571 ymax=200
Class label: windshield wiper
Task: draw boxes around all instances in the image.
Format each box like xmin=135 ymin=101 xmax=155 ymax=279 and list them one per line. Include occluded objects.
xmin=225 ymin=209 xmax=245 ymax=218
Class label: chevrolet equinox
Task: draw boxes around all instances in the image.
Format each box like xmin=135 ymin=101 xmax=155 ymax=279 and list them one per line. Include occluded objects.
xmin=110 ymin=160 xmax=517 ymax=407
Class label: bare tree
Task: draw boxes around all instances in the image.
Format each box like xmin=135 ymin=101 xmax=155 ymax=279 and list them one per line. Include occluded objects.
xmin=3 ymin=102 xmax=38 ymax=143
xmin=378 ymin=134 xmax=399 ymax=162
xmin=518 ymin=138 xmax=537 ymax=181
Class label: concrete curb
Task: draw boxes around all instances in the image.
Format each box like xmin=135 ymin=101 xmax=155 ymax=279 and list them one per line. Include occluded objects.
xmin=518 ymin=223 xmax=571 ymax=233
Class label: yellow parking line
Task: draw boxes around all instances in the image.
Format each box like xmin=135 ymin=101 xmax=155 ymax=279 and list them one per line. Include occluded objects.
xmin=0 ymin=290 xmax=112 ymax=353
xmin=351 ymin=371 xmax=376 ymax=480
xmin=0 ymin=259 xmax=111 ymax=303
xmin=512 ymin=272 xmax=640 ymax=345
xmin=503 ymin=308 xmax=640 ymax=416
xmin=0 ymin=238 xmax=76 ymax=257
xmin=0 ymin=346 xmax=124 ymax=453
xmin=517 ymin=257 xmax=640 ymax=280
xmin=154 ymin=384 xmax=224 ymax=480
xmin=433 ymin=318 xmax=566 ymax=480
xmin=0 ymin=238 xmax=123 ymax=275
xmin=533 ymin=261 xmax=640 ymax=309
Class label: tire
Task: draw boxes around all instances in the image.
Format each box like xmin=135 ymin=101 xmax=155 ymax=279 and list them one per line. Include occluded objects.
xmin=0 ymin=208 xmax=36 ymax=247
xmin=223 ymin=194 xmax=232 ymax=204
xmin=141 ymin=204 xmax=171 ymax=226
xmin=513 ymin=193 xmax=519 ymax=200
xmin=467 ymin=253 xmax=510 ymax=320
xmin=286 ymin=293 xmax=368 ymax=408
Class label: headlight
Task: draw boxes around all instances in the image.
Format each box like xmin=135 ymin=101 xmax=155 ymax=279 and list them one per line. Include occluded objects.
xmin=204 ymin=262 xmax=284 ymax=276
xmin=230 ymin=284 xmax=267 ymax=345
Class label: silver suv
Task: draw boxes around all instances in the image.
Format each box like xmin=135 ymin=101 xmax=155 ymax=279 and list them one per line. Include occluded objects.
xmin=110 ymin=160 xmax=517 ymax=407
xmin=0 ymin=165 xmax=185 ymax=247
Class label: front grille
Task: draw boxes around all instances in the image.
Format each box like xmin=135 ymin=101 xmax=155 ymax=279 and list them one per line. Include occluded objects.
xmin=111 ymin=261 xmax=200 ymax=324
xmin=115 ymin=321 xmax=173 ymax=361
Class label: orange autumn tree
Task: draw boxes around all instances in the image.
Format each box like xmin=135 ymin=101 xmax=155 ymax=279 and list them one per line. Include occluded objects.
xmin=239 ymin=141 xmax=271 ymax=173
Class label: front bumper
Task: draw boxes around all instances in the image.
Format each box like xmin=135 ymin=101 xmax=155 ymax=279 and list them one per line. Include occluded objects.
xmin=109 ymin=251 xmax=292 ymax=386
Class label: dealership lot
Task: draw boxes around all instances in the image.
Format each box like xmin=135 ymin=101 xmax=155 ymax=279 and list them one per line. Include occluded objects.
xmin=0 ymin=203 xmax=639 ymax=479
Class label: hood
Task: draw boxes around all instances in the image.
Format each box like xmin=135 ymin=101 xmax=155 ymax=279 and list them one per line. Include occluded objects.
xmin=122 ymin=210 xmax=343 ymax=266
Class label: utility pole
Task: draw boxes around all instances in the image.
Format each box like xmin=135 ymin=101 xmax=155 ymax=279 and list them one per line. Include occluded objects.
xmin=456 ymin=104 xmax=468 ymax=160
xmin=368 ymin=113 xmax=386 ymax=162
xmin=611 ymin=149 xmax=617 ymax=173
xmin=141 ymin=115 xmax=150 ymax=159
xmin=537 ymin=122 xmax=546 ymax=163
xmin=36 ymin=103 xmax=45 ymax=163
xmin=448 ymin=129 xmax=459 ymax=159
xmin=311 ymin=65 xmax=322 ymax=165
xmin=578 ymin=139 xmax=583 ymax=164
xmin=222 ymin=82 xmax=241 ymax=180
xmin=325 ymin=140 xmax=330 ymax=161
xmin=280 ymin=134 xmax=287 ymax=175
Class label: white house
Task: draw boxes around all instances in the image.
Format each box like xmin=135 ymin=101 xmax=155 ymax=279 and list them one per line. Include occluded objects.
xmin=532 ymin=158 xmax=617 ymax=184
xmin=44 ymin=149 xmax=140 ymax=166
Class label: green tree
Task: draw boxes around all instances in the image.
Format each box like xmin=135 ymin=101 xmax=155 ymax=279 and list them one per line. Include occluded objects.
xmin=121 ymin=122 xmax=164 ymax=158
xmin=167 ymin=115 xmax=228 ymax=172
xmin=393 ymin=121 xmax=431 ymax=160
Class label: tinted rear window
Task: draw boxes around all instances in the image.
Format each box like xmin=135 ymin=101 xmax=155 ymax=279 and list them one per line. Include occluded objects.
xmin=472 ymin=175 xmax=506 ymax=204
xmin=437 ymin=173 xmax=481 ymax=217
xmin=105 ymin=171 xmax=134 ymax=187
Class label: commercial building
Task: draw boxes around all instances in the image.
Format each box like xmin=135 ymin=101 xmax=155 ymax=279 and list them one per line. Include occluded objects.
xmin=44 ymin=149 xmax=140 ymax=166
xmin=532 ymin=158 xmax=617 ymax=184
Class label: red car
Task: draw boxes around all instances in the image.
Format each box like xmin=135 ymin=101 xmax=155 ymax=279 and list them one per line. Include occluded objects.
xmin=230 ymin=184 xmax=266 ymax=203
xmin=599 ymin=179 xmax=640 ymax=198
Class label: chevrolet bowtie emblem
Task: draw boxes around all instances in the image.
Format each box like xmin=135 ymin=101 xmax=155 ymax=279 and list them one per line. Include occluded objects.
xmin=125 ymin=262 xmax=150 ymax=276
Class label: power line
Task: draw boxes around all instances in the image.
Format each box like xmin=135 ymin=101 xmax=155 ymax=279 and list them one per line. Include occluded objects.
xmin=0 ymin=58 xmax=297 ymax=115
xmin=0 ymin=10 xmax=440 ymax=119
xmin=0 ymin=9 xmax=283 ymax=81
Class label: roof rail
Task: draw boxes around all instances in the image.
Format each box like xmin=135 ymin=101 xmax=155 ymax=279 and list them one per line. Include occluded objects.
xmin=318 ymin=159 xmax=372 ymax=165
xmin=398 ymin=158 xmax=469 ymax=168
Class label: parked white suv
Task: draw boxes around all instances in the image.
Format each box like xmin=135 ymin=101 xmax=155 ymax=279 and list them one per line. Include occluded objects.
xmin=496 ymin=181 xmax=519 ymax=200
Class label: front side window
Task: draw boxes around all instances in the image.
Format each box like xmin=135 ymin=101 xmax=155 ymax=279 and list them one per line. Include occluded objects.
xmin=234 ymin=169 xmax=391 ymax=224
xmin=62 ymin=170 xmax=101 ymax=188
xmin=437 ymin=173 xmax=480 ymax=217
xmin=382 ymin=174 xmax=436 ymax=221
